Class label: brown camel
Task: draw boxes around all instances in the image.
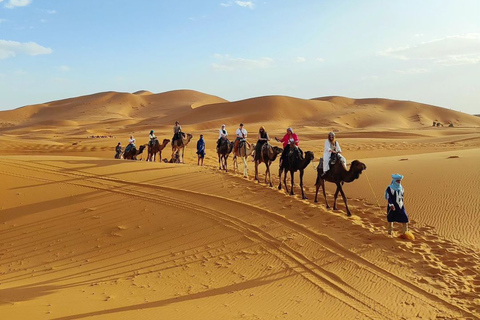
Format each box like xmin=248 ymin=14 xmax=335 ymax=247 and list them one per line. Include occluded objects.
xmin=171 ymin=133 xmax=193 ymax=163
xmin=254 ymin=144 xmax=283 ymax=187
xmin=278 ymin=144 xmax=314 ymax=199
xmin=217 ymin=138 xmax=234 ymax=171
xmin=233 ymin=140 xmax=255 ymax=177
xmin=314 ymin=153 xmax=367 ymax=216
xmin=123 ymin=145 xmax=146 ymax=160
xmin=147 ymin=139 xmax=170 ymax=162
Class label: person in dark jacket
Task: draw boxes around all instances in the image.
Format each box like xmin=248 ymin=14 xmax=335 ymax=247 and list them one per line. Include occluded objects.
xmin=196 ymin=134 xmax=205 ymax=166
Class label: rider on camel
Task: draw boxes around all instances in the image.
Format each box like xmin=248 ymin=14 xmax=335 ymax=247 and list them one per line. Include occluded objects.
xmin=149 ymin=130 xmax=157 ymax=146
xmin=275 ymin=127 xmax=299 ymax=167
xmin=217 ymin=124 xmax=228 ymax=149
xmin=234 ymin=123 xmax=247 ymax=154
xmin=172 ymin=121 xmax=184 ymax=145
xmin=321 ymin=132 xmax=346 ymax=176
xmin=254 ymin=126 xmax=270 ymax=161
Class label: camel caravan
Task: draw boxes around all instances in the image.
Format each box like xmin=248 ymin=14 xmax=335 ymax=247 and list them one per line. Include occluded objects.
xmin=114 ymin=124 xmax=367 ymax=217
xmin=110 ymin=122 xmax=416 ymax=238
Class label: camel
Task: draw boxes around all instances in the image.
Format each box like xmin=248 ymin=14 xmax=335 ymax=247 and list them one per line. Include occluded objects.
xmin=122 ymin=145 xmax=146 ymax=160
xmin=278 ymin=145 xmax=314 ymax=199
xmin=233 ymin=140 xmax=255 ymax=177
xmin=314 ymin=153 xmax=367 ymax=216
xmin=171 ymin=133 xmax=193 ymax=163
xmin=147 ymin=139 xmax=170 ymax=162
xmin=217 ymin=138 xmax=234 ymax=171
xmin=254 ymin=143 xmax=283 ymax=187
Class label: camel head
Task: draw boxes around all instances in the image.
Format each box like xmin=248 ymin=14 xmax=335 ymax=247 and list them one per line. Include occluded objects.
xmin=162 ymin=139 xmax=170 ymax=145
xmin=272 ymin=146 xmax=283 ymax=154
xmin=350 ymin=160 xmax=366 ymax=179
xmin=138 ymin=145 xmax=146 ymax=153
xmin=304 ymin=151 xmax=315 ymax=162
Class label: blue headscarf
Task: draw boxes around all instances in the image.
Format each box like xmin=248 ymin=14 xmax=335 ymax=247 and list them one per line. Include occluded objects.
xmin=385 ymin=173 xmax=404 ymax=199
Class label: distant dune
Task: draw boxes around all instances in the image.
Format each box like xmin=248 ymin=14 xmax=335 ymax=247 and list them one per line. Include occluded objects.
xmin=0 ymin=90 xmax=479 ymax=136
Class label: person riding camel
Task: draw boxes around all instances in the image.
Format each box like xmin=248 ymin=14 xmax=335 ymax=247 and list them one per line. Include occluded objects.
xmin=125 ymin=135 xmax=136 ymax=153
xmin=172 ymin=121 xmax=184 ymax=145
xmin=234 ymin=123 xmax=247 ymax=154
xmin=385 ymin=174 xmax=410 ymax=236
xmin=275 ymin=127 xmax=299 ymax=167
xmin=254 ymin=126 xmax=270 ymax=162
xmin=217 ymin=124 xmax=228 ymax=149
xmin=322 ymin=132 xmax=346 ymax=176
xmin=149 ymin=130 xmax=157 ymax=147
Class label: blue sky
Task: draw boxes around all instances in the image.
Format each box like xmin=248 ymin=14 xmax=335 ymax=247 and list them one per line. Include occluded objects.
xmin=1 ymin=0 xmax=479 ymax=114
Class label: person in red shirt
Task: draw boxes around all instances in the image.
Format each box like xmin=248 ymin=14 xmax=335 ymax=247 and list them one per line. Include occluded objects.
xmin=275 ymin=127 xmax=300 ymax=167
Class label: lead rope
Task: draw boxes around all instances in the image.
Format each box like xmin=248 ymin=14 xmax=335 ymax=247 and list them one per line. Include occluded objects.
xmin=364 ymin=170 xmax=384 ymax=214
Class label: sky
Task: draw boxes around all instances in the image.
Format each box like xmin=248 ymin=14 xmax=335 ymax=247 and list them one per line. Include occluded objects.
xmin=0 ymin=0 xmax=479 ymax=114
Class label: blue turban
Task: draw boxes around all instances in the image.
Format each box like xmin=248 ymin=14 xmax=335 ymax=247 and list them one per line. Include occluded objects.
xmin=385 ymin=173 xmax=404 ymax=199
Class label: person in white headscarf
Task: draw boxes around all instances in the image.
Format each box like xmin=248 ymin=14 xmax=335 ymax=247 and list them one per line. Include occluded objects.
xmin=322 ymin=132 xmax=346 ymax=175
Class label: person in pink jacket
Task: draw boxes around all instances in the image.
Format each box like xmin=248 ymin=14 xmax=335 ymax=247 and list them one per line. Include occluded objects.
xmin=275 ymin=127 xmax=301 ymax=166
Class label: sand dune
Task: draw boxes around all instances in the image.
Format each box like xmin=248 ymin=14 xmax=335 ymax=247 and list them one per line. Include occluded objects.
xmin=1 ymin=91 xmax=479 ymax=137
xmin=0 ymin=89 xmax=479 ymax=319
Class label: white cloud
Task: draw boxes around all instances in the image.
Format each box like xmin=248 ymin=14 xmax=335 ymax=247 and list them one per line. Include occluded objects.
xmin=235 ymin=1 xmax=254 ymax=9
xmin=294 ymin=57 xmax=306 ymax=63
xmin=378 ymin=33 xmax=480 ymax=66
xmin=315 ymin=57 xmax=325 ymax=62
xmin=4 ymin=0 xmax=32 ymax=9
xmin=394 ymin=68 xmax=429 ymax=75
xmin=414 ymin=33 xmax=424 ymax=37
xmin=360 ymin=75 xmax=379 ymax=81
xmin=58 ymin=65 xmax=70 ymax=72
xmin=47 ymin=9 xmax=56 ymax=14
xmin=0 ymin=40 xmax=52 ymax=59
xmin=212 ymin=54 xmax=273 ymax=70
xmin=221 ymin=1 xmax=254 ymax=9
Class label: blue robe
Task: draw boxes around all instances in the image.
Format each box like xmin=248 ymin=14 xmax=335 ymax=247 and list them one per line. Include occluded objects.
xmin=385 ymin=186 xmax=409 ymax=223
xmin=196 ymin=139 xmax=205 ymax=158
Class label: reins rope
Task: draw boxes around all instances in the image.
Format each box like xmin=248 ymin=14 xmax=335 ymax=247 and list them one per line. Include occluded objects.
xmin=364 ymin=170 xmax=384 ymax=213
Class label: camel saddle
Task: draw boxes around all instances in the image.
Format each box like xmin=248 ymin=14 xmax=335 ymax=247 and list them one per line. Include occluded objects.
xmin=319 ymin=154 xmax=338 ymax=170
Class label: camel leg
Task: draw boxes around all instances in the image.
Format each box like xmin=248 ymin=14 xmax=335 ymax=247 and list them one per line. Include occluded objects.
xmin=243 ymin=157 xmax=248 ymax=177
xmin=283 ymin=169 xmax=289 ymax=193
xmin=337 ymin=185 xmax=351 ymax=216
xmin=333 ymin=184 xmax=340 ymax=210
xmin=321 ymin=180 xmax=330 ymax=209
xmin=300 ymin=169 xmax=307 ymax=200
xmin=290 ymin=170 xmax=295 ymax=196
xmin=254 ymin=160 xmax=259 ymax=181
xmin=182 ymin=147 xmax=185 ymax=164
xmin=218 ymin=153 xmax=222 ymax=170
xmin=278 ymin=167 xmax=283 ymax=190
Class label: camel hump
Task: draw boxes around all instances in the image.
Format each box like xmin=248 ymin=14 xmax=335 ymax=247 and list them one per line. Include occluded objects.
xmin=318 ymin=158 xmax=324 ymax=170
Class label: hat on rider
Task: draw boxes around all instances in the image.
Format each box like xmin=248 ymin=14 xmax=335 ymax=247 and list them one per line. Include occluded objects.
xmin=328 ymin=132 xmax=335 ymax=137
xmin=287 ymin=127 xmax=293 ymax=133
xmin=175 ymin=121 xmax=179 ymax=125
xmin=150 ymin=130 xmax=154 ymax=134
xmin=240 ymin=123 xmax=244 ymax=127
xmin=222 ymin=124 xmax=226 ymax=127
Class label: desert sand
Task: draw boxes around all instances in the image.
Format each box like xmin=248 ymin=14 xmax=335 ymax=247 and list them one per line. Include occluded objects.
xmin=0 ymin=90 xmax=479 ymax=319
